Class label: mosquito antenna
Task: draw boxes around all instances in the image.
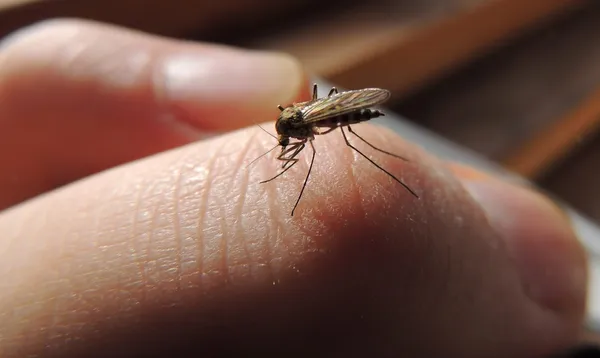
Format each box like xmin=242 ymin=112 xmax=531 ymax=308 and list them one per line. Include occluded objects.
xmin=247 ymin=143 xmax=279 ymax=168
xmin=248 ymin=120 xmax=279 ymax=168
xmin=257 ymin=123 xmax=277 ymax=140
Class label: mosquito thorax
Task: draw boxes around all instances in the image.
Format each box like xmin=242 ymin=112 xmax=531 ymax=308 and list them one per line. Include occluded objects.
xmin=276 ymin=107 xmax=303 ymax=133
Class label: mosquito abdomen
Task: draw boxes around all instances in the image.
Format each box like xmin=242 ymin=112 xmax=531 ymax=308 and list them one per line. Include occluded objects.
xmin=318 ymin=108 xmax=384 ymax=128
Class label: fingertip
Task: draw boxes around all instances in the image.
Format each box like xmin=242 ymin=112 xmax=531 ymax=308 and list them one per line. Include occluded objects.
xmin=0 ymin=19 xmax=312 ymax=209
xmin=157 ymin=49 xmax=311 ymax=131
xmin=0 ymin=18 xmax=312 ymax=132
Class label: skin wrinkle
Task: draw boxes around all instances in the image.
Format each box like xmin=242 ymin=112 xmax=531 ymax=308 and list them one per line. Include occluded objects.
xmin=156 ymin=167 xmax=188 ymax=296
xmin=238 ymin=141 xmax=276 ymax=283
xmin=170 ymin=160 xmax=203 ymax=290
xmin=49 ymin=196 xmax=80 ymax=341
xmin=217 ymin=145 xmax=240 ymax=285
xmin=167 ymin=152 xmax=213 ymax=291
xmin=343 ymin=128 xmax=369 ymax=220
xmin=172 ymin=165 xmax=184 ymax=292
xmin=143 ymin=173 xmax=165 ymax=299
xmin=131 ymin=179 xmax=149 ymax=302
xmin=137 ymin=174 xmax=168 ymax=293
xmin=262 ymin=148 xmax=279 ymax=284
xmin=205 ymin=134 xmax=297 ymax=286
xmin=140 ymin=168 xmax=179 ymax=296
xmin=223 ymin=129 xmax=268 ymax=283
xmin=200 ymin=134 xmax=239 ymax=290
xmin=218 ymin=190 xmax=230 ymax=286
xmin=231 ymin=131 xmax=257 ymax=282
xmin=254 ymin=136 xmax=288 ymax=277
xmin=194 ymin=131 xmax=226 ymax=292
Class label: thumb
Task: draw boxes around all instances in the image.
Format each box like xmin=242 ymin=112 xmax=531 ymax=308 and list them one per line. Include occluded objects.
xmin=0 ymin=19 xmax=311 ymax=210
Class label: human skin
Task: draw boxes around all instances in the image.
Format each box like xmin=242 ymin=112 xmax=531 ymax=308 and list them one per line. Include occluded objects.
xmin=0 ymin=19 xmax=590 ymax=357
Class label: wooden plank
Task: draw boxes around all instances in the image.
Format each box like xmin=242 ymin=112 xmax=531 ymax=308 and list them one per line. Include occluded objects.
xmin=393 ymin=3 xmax=600 ymax=171
xmin=0 ymin=0 xmax=312 ymax=40
xmin=503 ymin=87 xmax=600 ymax=179
xmin=540 ymin=132 xmax=600 ymax=223
xmin=244 ymin=0 xmax=586 ymax=98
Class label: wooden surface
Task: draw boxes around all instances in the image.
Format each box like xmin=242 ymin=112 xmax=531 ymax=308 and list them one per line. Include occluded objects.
xmin=0 ymin=0 xmax=315 ymax=40
xmin=241 ymin=0 xmax=585 ymax=99
xmin=388 ymin=2 xmax=600 ymax=223
xmin=540 ymin=132 xmax=600 ymax=222
xmin=395 ymin=2 xmax=600 ymax=167
xmin=503 ymin=86 xmax=600 ymax=179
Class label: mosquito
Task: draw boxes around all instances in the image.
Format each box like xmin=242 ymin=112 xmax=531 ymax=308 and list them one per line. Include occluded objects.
xmin=250 ymin=83 xmax=419 ymax=216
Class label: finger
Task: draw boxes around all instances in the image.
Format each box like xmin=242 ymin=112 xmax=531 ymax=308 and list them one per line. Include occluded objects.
xmin=0 ymin=124 xmax=586 ymax=357
xmin=0 ymin=19 xmax=310 ymax=210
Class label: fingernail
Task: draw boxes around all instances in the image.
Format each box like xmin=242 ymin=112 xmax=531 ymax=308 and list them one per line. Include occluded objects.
xmin=159 ymin=49 xmax=303 ymax=108
xmin=451 ymin=164 xmax=586 ymax=312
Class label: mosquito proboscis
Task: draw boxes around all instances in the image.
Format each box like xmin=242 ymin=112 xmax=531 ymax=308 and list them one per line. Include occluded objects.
xmin=250 ymin=83 xmax=419 ymax=216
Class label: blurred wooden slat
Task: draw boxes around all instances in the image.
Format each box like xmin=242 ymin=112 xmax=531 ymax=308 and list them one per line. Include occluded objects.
xmin=394 ymin=2 xmax=600 ymax=170
xmin=503 ymin=86 xmax=600 ymax=179
xmin=244 ymin=0 xmax=586 ymax=99
xmin=0 ymin=0 xmax=314 ymax=40
xmin=540 ymin=132 xmax=600 ymax=223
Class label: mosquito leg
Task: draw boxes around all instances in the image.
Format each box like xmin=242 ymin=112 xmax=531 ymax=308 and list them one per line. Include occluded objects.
xmin=291 ymin=139 xmax=316 ymax=216
xmin=260 ymin=155 xmax=302 ymax=184
xmin=281 ymin=143 xmax=306 ymax=170
xmin=328 ymin=87 xmax=338 ymax=96
xmin=341 ymin=126 xmax=418 ymax=198
xmin=260 ymin=143 xmax=305 ymax=183
xmin=314 ymin=126 xmax=337 ymax=136
xmin=312 ymin=83 xmax=318 ymax=101
xmin=347 ymin=125 xmax=410 ymax=161
xmin=260 ymin=159 xmax=300 ymax=184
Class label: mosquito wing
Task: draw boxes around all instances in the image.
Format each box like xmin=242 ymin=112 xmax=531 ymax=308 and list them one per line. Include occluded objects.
xmin=299 ymin=88 xmax=391 ymax=124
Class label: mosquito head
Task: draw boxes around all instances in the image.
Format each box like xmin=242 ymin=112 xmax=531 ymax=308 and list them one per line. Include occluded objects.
xmin=278 ymin=135 xmax=289 ymax=147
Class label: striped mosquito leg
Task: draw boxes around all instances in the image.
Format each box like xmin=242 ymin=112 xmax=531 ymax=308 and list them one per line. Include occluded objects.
xmin=260 ymin=142 xmax=305 ymax=184
xmin=281 ymin=142 xmax=306 ymax=170
xmin=315 ymin=126 xmax=337 ymax=136
xmin=341 ymin=126 xmax=418 ymax=198
xmin=291 ymin=139 xmax=316 ymax=216
xmin=347 ymin=125 xmax=409 ymax=161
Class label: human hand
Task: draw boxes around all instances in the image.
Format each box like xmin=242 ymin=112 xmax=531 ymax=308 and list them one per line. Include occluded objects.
xmin=0 ymin=19 xmax=588 ymax=357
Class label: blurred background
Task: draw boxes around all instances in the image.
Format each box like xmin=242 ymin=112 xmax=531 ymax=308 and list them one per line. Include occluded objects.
xmin=0 ymin=0 xmax=598 ymax=224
